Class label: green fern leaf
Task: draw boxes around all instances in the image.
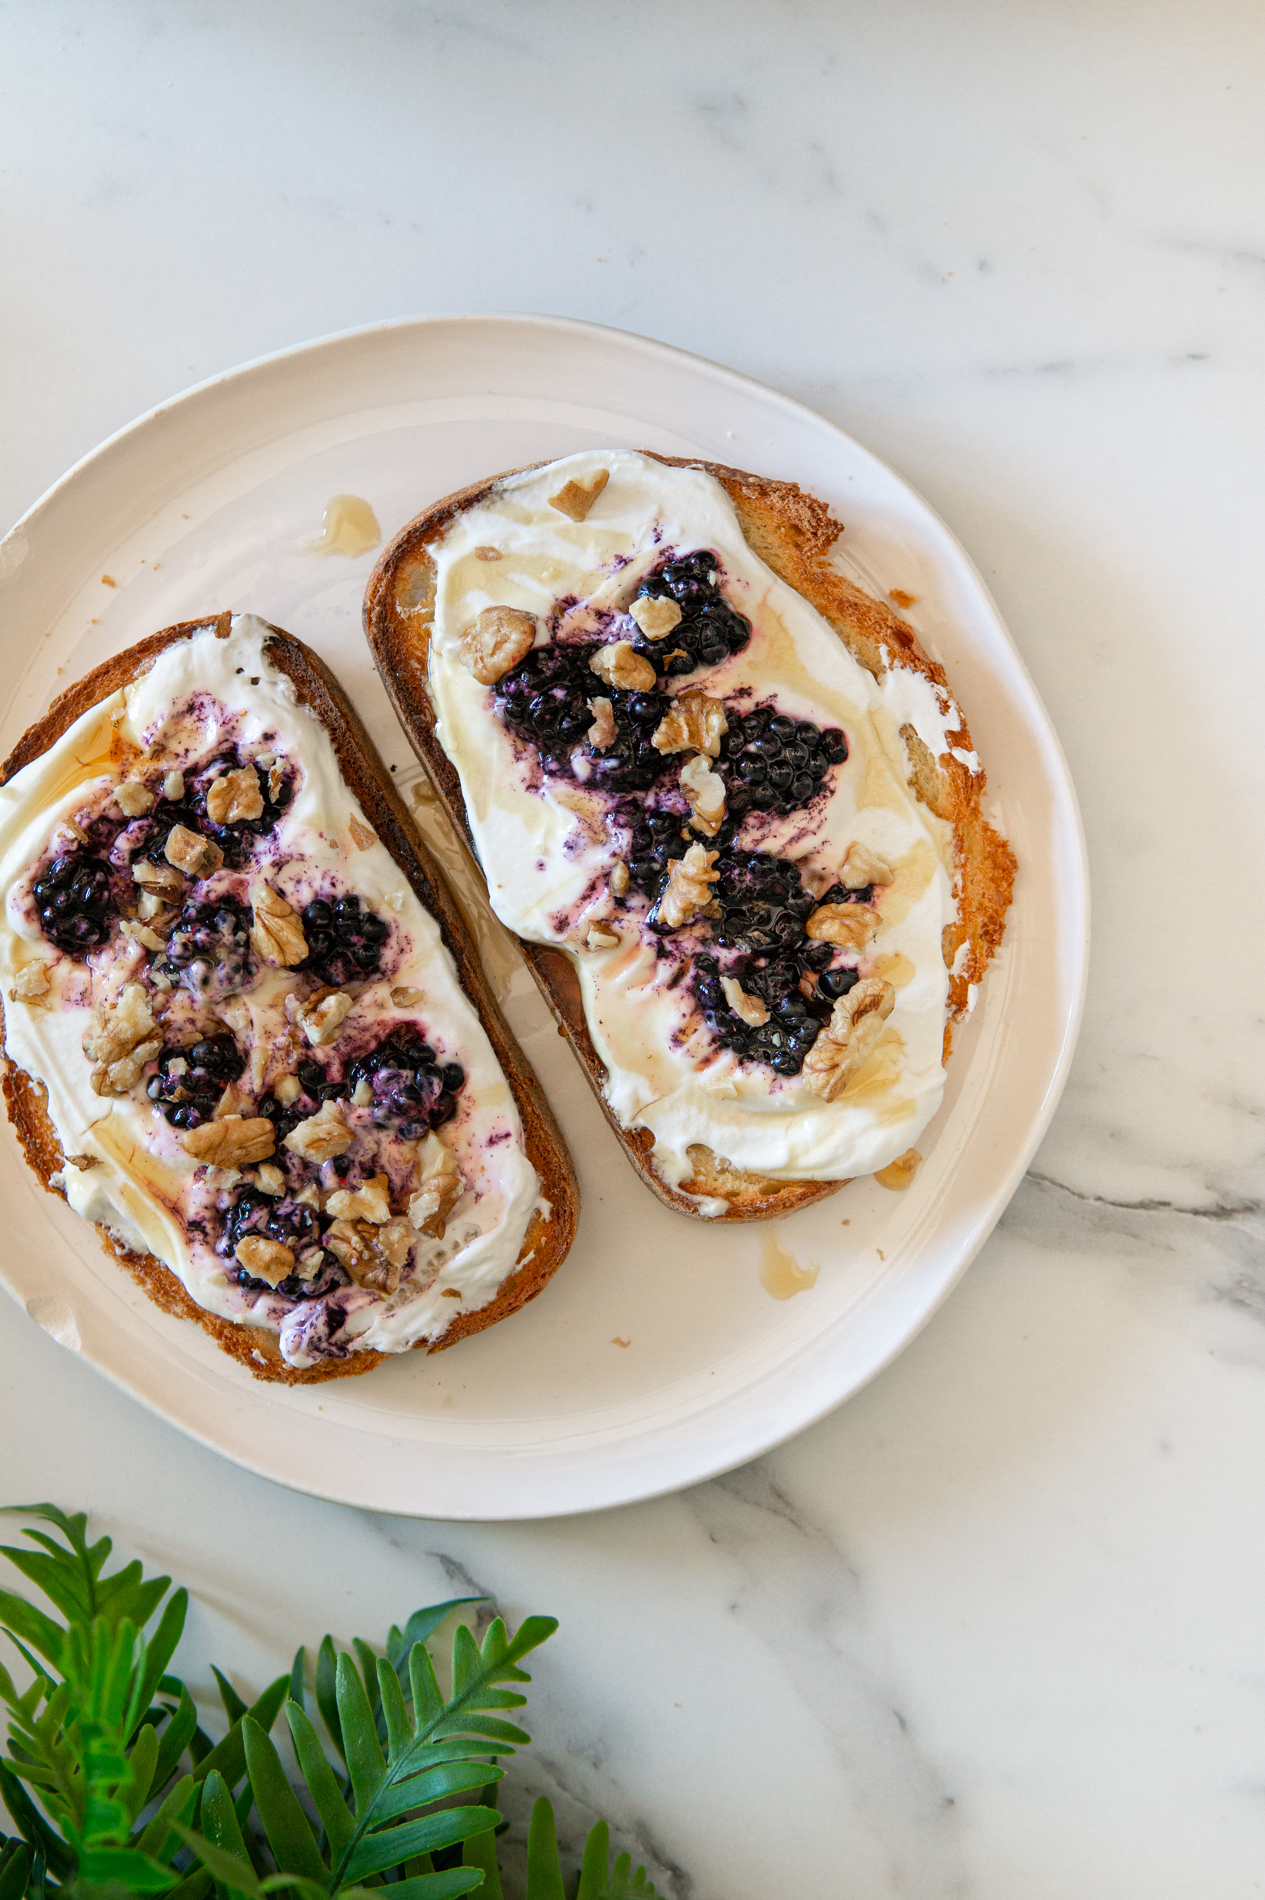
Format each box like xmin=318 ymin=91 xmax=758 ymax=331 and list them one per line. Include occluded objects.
xmin=241 ymin=1719 xmax=327 ymax=1885
xmin=342 ymin=1804 xmax=499 ymax=1883
xmin=524 ymin=1798 xmax=565 ymax=1900
xmin=461 ymin=1827 xmax=504 ymax=1900
xmin=284 ymin=1704 xmax=354 ymax=1863
xmin=576 ymin=1820 xmax=610 ymax=1900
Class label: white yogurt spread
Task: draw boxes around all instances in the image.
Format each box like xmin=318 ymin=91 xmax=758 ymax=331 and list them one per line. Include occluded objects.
xmin=424 ymin=451 xmax=965 ymax=1206
xmin=0 ymin=617 xmax=539 ymax=1367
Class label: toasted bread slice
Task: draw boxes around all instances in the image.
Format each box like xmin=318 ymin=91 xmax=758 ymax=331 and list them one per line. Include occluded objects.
xmin=0 ymin=618 xmax=578 ymax=1383
xmin=364 ymin=455 xmax=1016 ymax=1222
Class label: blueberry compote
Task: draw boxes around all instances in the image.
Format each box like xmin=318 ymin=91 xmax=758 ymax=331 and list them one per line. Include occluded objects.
xmin=149 ymin=1032 xmax=244 ymax=1129
xmin=714 ymin=705 xmax=847 ymax=820
xmin=155 ymin=897 xmax=253 ymax=999
xmin=626 ymin=549 xmax=753 ymax=678
xmin=217 ymin=1188 xmax=343 ymax=1299
xmin=299 ymin=894 xmax=389 ymax=988
xmin=31 ymin=854 xmax=115 ymax=953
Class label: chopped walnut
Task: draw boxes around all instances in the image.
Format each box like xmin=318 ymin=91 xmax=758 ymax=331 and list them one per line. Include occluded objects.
xmin=459 ymin=605 xmax=537 ymax=685
xmin=474 ymin=545 xmax=502 ymax=561
xmin=586 ymin=924 xmax=620 ymax=950
xmin=840 ymin=841 xmax=894 ymax=889
xmin=586 ymin=696 xmax=617 ymax=749
xmin=234 ymin=1235 xmax=295 ymax=1286
xmin=325 ymin=1172 xmax=391 ymax=1225
xmin=588 ymin=642 xmax=656 ymax=693
xmin=163 ymin=826 xmax=223 ymax=879
xmin=548 ymin=468 xmax=609 ymax=521
xmin=409 ymin=1137 xmax=463 ymax=1237
xmin=120 ymin=919 xmax=167 ymax=953
xmin=651 ymin=692 xmax=728 ymax=758
xmin=609 ymin=860 xmax=630 ymax=897
xmin=134 ymin=856 xmax=187 ymax=896
xmin=64 ymin=1154 xmax=100 ymax=1171
xmin=352 ymin=1077 xmax=374 ymax=1107
xmin=256 ymin=1164 xmax=286 ymax=1196
xmin=658 ymin=843 xmax=719 ymax=930
xmin=376 ymin=1218 xmax=416 ymax=1270
xmin=163 ymin=770 xmax=185 ymax=802
xmin=182 ymin=1115 xmax=277 ymax=1165
xmin=9 ymin=962 xmax=50 ymax=1001
xmin=83 ymin=983 xmax=158 ymax=1085
xmin=805 ymin=903 xmax=878 ymax=951
xmin=348 ymin=814 xmax=376 ymax=850
xmin=206 ymin=765 xmax=264 ymax=826
xmin=294 ymin=990 xmax=352 ymax=1047
xmin=801 ymin=978 xmax=896 ymax=1102
xmin=136 ymin=889 xmax=175 ymax=926
xmin=679 ymin=754 xmax=726 ymax=835
xmin=628 ymin=595 xmax=683 ymax=640
xmin=325 ymin=1218 xmax=405 ymax=1294
xmin=115 ymin=779 xmax=155 ymax=817
xmin=283 ymin=1097 xmax=352 ymax=1163
xmin=214 ymin=1082 xmax=253 ymax=1119
xmin=275 ymin=1074 xmax=302 ymax=1107
xmin=390 ymin=985 xmax=424 ymax=1008
xmin=249 ymin=882 xmax=308 ymax=968
xmin=720 ymin=976 xmax=769 ymax=1026
xmin=268 ymin=763 xmax=285 ymax=803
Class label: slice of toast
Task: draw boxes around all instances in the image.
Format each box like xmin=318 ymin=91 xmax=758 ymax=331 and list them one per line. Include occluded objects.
xmin=0 ymin=618 xmax=579 ymax=1384
xmin=364 ymin=455 xmax=1016 ymax=1222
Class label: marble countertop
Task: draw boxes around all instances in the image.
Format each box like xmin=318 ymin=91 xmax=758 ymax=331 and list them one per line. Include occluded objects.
xmin=3 ymin=4 xmax=1263 ymax=1894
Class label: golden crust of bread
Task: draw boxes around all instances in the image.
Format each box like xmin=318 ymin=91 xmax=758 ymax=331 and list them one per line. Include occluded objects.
xmin=363 ymin=455 xmax=1017 ymax=1221
xmin=0 ymin=619 xmax=579 ymax=1383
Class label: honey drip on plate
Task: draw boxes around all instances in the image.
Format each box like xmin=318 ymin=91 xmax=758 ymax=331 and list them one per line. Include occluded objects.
xmin=309 ymin=495 xmax=381 ymax=558
xmin=875 ymin=1147 xmax=922 ymax=1190
xmin=759 ymin=1228 xmax=819 ymax=1301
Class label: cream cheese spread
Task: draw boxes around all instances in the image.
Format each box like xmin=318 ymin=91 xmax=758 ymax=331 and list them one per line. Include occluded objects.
xmin=424 ymin=451 xmax=966 ymax=1207
xmin=0 ymin=617 xmax=539 ymax=1368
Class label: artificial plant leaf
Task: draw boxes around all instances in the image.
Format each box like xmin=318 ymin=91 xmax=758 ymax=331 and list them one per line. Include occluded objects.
xmin=0 ymin=1590 xmax=63 ymax=1669
xmin=315 ymin=1636 xmax=343 ymax=1763
xmin=175 ymin=1827 xmax=264 ymax=1899
xmin=94 ymin=1560 xmax=173 ymax=1634
xmin=289 ymin=1646 xmax=306 ymax=1714
xmin=150 ymin=1680 xmax=200 ymax=1793
xmin=376 ymin=1656 xmax=409 ymax=1760
xmin=372 ymin=1758 xmax=503 ymax=1825
xmin=241 ymin=1717 xmax=327 ymax=1885
xmin=343 ymin=1804 xmax=500 ymax=1882
xmin=212 ymin=1668 xmax=249 ymax=1726
xmin=342 ymin=1874 xmax=483 ymax=1900
xmin=461 ymin=1824 xmax=505 ymax=1900
xmin=135 ymin=1773 xmax=199 ymax=1865
xmin=0 ymin=1841 xmax=29 ymax=1900
xmin=576 ymin=1820 xmax=610 ymax=1900
xmin=165 ymin=1872 xmax=214 ymax=1900
xmin=351 ymin=1640 xmax=382 ymax=1731
xmin=0 ymin=1761 xmax=73 ymax=1876
xmin=385 ymin=1601 xmax=485 ymax=1682
xmin=407 ymin=1643 xmax=444 ymax=1733
xmin=603 ymin=1852 xmax=657 ymax=1898
xmin=524 ymin=1798 xmax=565 ymax=1900
xmin=122 ymin=1715 xmax=162 ymax=1821
xmin=191 ymin=1675 xmax=290 ymax=1788
xmin=335 ymin=1652 xmax=385 ymax=1813
xmin=134 ymin=1590 xmax=189 ymax=1714
xmin=76 ymin=1843 xmax=181 ymax=1891
xmin=285 ymin=1703 xmax=354 ymax=1862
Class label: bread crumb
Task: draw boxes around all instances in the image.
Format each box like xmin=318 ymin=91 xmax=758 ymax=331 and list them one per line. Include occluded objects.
xmin=889 ymin=589 xmax=918 ymax=608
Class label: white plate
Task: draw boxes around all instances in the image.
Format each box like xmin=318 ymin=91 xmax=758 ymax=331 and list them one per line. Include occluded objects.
xmin=0 ymin=315 xmax=1087 ymax=1519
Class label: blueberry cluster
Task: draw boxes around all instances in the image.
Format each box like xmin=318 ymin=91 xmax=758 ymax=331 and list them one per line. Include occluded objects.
xmin=31 ymin=855 xmax=115 ymax=954
xmin=252 ymin=1025 xmax=464 ymax=1152
xmin=626 ymin=549 xmax=752 ymax=678
xmin=190 ymin=752 xmax=292 ymax=865
xmin=495 ymin=647 xmax=672 ymax=792
xmin=148 ymin=1033 xmax=244 ymax=1128
xmin=217 ymin=1187 xmax=343 ymax=1300
xmin=156 ymin=898 xmax=253 ymax=999
xmin=716 ymin=707 xmax=847 ymax=819
xmin=300 ymin=894 xmax=389 ymax=988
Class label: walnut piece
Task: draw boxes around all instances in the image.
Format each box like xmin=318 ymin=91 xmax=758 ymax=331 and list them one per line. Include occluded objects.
xmin=120 ymin=919 xmax=167 ymax=953
xmin=325 ymin=1172 xmax=391 ymax=1225
xmin=679 ymin=753 xmax=726 ymax=835
xmin=628 ymin=595 xmax=683 ymax=640
xmin=390 ymin=985 xmax=424 ymax=1008
xmin=294 ymin=990 xmax=352 ymax=1047
xmin=275 ymin=1073 xmax=302 ymax=1107
xmin=10 ymin=962 xmax=50 ymax=1001
xmin=206 ymin=765 xmax=264 ymax=826
xmin=214 ymin=1082 xmax=253 ymax=1119
xmin=548 ymin=468 xmax=609 ymax=521
xmin=651 ymin=692 xmax=728 ymax=758
xmin=84 ymin=984 xmax=162 ymax=1095
xmin=234 ymin=1235 xmax=295 ymax=1286
xmin=256 ymin=1164 xmax=286 ymax=1196
xmin=609 ymin=860 xmax=630 ymax=897
xmin=658 ymin=843 xmax=720 ymax=930
xmin=801 ymin=978 xmax=896 ymax=1102
xmin=249 ymin=882 xmax=308 ymax=967
xmin=325 ymin=1218 xmax=407 ymax=1294
xmin=136 ymin=889 xmax=175 ymax=925
xmin=586 ymin=696 xmax=616 ymax=750
xmin=721 ymin=976 xmax=769 ymax=1026
xmin=459 ymin=605 xmax=537 ymax=685
xmin=163 ymin=826 xmax=224 ymax=880
xmin=840 ymin=841 xmax=894 ymax=889
xmin=805 ymin=903 xmax=878 ymax=951
xmin=586 ymin=924 xmax=619 ymax=951
xmin=134 ymin=856 xmax=187 ymax=896
xmin=115 ymin=779 xmax=155 ymax=817
xmin=348 ymin=814 xmax=376 ymax=850
xmin=64 ymin=1154 xmax=100 ymax=1171
xmin=182 ymin=1115 xmax=277 ymax=1165
xmin=163 ymin=770 xmax=185 ymax=802
xmin=588 ymin=642 xmax=656 ymax=693
xmin=409 ymin=1137 xmax=463 ymax=1238
xmin=474 ymin=545 xmax=502 ymax=561
xmin=283 ymin=1098 xmax=352 ymax=1163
